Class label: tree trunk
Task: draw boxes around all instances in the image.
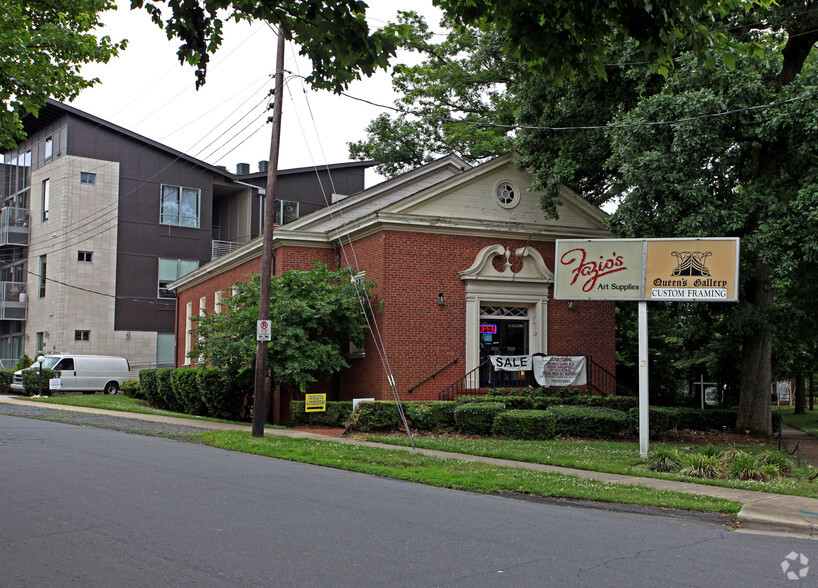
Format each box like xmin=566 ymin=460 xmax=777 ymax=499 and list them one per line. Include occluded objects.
xmin=735 ymin=259 xmax=773 ymax=436
xmin=811 ymin=372 xmax=815 ymax=411
xmin=794 ymin=373 xmax=806 ymax=414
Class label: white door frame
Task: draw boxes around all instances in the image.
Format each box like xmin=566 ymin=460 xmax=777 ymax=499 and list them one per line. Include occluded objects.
xmin=459 ymin=245 xmax=554 ymax=377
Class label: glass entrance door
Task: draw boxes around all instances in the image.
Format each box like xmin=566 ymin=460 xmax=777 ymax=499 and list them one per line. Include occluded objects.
xmin=479 ymin=311 xmax=530 ymax=388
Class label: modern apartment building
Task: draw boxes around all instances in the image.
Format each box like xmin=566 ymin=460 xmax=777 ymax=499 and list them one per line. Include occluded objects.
xmin=0 ymin=100 xmax=369 ymax=369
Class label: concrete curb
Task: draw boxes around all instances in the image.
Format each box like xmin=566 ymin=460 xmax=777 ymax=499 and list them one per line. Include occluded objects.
xmin=3 ymin=395 xmax=818 ymax=538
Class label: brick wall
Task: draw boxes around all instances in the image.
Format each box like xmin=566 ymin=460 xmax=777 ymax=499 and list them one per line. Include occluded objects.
xmin=174 ymin=230 xmax=617 ymax=421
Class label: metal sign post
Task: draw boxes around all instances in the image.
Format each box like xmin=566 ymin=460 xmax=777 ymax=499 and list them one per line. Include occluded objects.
xmin=554 ymin=238 xmax=740 ymax=458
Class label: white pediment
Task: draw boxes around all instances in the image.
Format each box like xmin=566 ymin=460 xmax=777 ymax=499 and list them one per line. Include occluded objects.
xmin=384 ymin=153 xmax=608 ymax=235
xmin=459 ymin=245 xmax=554 ymax=283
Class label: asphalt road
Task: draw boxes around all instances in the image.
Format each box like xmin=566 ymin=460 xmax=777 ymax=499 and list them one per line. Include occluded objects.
xmin=1 ymin=414 xmax=814 ymax=587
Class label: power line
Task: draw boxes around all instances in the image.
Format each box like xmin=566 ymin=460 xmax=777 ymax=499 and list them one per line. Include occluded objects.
xmin=337 ymin=88 xmax=818 ymax=131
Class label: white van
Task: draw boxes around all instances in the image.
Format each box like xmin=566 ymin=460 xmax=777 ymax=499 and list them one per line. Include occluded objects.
xmin=11 ymin=355 xmax=131 ymax=395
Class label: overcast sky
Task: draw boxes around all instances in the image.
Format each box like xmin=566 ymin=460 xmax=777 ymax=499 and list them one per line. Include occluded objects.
xmin=71 ymin=1 xmax=443 ymax=181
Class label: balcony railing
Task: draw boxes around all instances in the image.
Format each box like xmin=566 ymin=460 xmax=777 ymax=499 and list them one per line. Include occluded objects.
xmin=0 ymin=282 xmax=27 ymax=320
xmin=211 ymin=239 xmax=244 ymax=260
xmin=0 ymin=208 xmax=30 ymax=246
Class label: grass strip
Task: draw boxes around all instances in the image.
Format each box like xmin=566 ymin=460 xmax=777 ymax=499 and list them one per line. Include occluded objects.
xmin=197 ymin=430 xmax=740 ymax=514
xmin=362 ymin=435 xmax=818 ymax=498
xmin=20 ymin=394 xmax=255 ymax=426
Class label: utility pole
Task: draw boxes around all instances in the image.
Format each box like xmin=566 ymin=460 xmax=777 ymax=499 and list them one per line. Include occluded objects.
xmin=252 ymin=29 xmax=286 ymax=437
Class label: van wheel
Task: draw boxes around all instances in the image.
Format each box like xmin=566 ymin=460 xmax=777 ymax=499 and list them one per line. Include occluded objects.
xmin=104 ymin=382 xmax=118 ymax=395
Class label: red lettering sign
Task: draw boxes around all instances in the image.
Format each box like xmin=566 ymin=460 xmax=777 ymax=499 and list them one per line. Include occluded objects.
xmin=559 ymin=248 xmax=627 ymax=292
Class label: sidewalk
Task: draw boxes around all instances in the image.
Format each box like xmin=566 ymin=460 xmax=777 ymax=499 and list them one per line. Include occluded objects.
xmin=3 ymin=395 xmax=818 ymax=539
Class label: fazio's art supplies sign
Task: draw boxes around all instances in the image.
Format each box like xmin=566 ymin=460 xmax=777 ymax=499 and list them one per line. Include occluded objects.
xmin=554 ymin=238 xmax=739 ymax=302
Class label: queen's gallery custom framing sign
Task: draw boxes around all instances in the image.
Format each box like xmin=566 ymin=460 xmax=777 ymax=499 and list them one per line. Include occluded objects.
xmin=554 ymin=238 xmax=739 ymax=302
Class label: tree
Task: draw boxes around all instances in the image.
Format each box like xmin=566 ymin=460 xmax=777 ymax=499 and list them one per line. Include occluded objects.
xmin=0 ymin=0 xmax=125 ymax=148
xmin=352 ymin=2 xmax=818 ymax=435
xmin=130 ymin=0 xmax=398 ymax=91
xmin=189 ymin=264 xmax=373 ymax=395
xmin=434 ymin=0 xmax=767 ymax=82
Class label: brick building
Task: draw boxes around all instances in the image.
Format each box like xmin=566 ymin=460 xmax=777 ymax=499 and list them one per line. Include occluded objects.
xmin=170 ymin=153 xmax=614 ymax=423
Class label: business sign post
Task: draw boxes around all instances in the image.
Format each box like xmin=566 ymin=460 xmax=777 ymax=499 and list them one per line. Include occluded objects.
xmin=555 ymin=238 xmax=739 ymax=457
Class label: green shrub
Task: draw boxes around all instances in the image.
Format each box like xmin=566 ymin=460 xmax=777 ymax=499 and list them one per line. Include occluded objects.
xmin=480 ymin=394 xmax=533 ymax=410
xmin=486 ymin=387 xmax=548 ymax=398
xmin=403 ymin=401 xmax=456 ymax=430
xmin=678 ymin=453 xmax=723 ymax=479
xmin=727 ymin=453 xmax=771 ymax=481
xmin=454 ymin=402 xmax=506 ymax=435
xmin=582 ymin=395 xmax=638 ymax=412
xmin=197 ymin=367 xmax=250 ymax=421
xmin=492 ymin=409 xmax=555 ymax=440
xmin=21 ymin=368 xmax=59 ymax=396
xmin=646 ymin=447 xmax=683 ymax=472
xmin=718 ymin=444 xmax=747 ymax=462
xmin=531 ymin=396 xmax=564 ymax=410
xmin=119 ymin=379 xmax=143 ymax=399
xmin=546 ymin=405 xmax=630 ymax=439
xmin=172 ymin=368 xmax=206 ymax=415
xmin=13 ymin=354 xmax=33 ymax=371
xmin=290 ymin=400 xmax=353 ymax=427
xmin=354 ymin=401 xmax=402 ymax=431
xmin=454 ymin=395 xmax=489 ymax=405
xmin=155 ymin=368 xmax=177 ymax=411
xmin=139 ymin=369 xmax=159 ymax=406
xmin=0 ymin=370 xmax=13 ymax=394
xmin=757 ymin=450 xmax=794 ymax=475
xmin=552 ymin=387 xmax=587 ymax=400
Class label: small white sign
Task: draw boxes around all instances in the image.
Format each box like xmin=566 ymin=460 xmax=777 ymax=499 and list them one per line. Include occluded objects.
xmin=256 ymin=319 xmax=271 ymax=341
xmin=49 ymin=378 xmax=61 ymax=390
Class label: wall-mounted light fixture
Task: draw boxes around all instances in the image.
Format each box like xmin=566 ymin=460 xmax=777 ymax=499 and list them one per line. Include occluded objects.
xmin=567 ymin=301 xmax=574 ymax=311
xmin=438 ymin=292 xmax=446 ymax=306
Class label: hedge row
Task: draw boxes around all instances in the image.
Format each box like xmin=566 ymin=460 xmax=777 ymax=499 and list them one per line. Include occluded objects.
xmin=345 ymin=399 xmax=782 ymax=441
xmin=139 ymin=367 xmax=252 ymax=421
xmin=456 ymin=393 xmax=637 ymax=412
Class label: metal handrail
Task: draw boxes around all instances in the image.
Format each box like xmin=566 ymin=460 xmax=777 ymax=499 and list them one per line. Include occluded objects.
xmin=407 ymin=358 xmax=457 ymax=395
xmin=438 ymin=359 xmax=489 ymax=401
xmin=587 ymin=356 xmax=616 ymax=396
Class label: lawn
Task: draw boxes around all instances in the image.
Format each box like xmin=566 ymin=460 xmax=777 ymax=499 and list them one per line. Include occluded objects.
xmin=15 ymin=393 xmax=818 ymax=502
xmin=358 ymin=434 xmax=818 ymax=498
xmin=775 ymin=406 xmax=818 ymax=437
xmin=198 ymin=430 xmax=740 ymax=515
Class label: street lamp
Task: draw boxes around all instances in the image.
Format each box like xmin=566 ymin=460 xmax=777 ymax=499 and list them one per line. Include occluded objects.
xmin=36 ymin=354 xmax=44 ymax=398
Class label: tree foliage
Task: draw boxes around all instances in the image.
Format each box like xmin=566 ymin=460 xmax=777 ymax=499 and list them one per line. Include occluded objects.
xmin=434 ymin=0 xmax=768 ymax=82
xmin=190 ymin=264 xmax=373 ymax=393
xmin=130 ymin=0 xmax=399 ymax=91
xmin=352 ymin=1 xmax=818 ymax=435
xmin=0 ymin=0 xmax=125 ymax=148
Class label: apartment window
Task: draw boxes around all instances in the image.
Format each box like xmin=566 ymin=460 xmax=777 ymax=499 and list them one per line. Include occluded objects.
xmin=158 ymin=258 xmax=199 ymax=298
xmin=42 ymin=178 xmax=50 ymax=221
xmin=74 ymin=330 xmax=90 ymax=342
xmin=214 ymin=290 xmax=223 ymax=313
xmin=275 ymin=200 xmax=299 ymax=225
xmin=78 ymin=250 xmax=93 ymax=263
xmin=160 ymin=185 xmax=200 ymax=228
xmin=80 ymin=172 xmax=96 ymax=185
xmin=36 ymin=332 xmax=44 ymax=354
xmin=39 ymin=255 xmax=46 ymax=298
xmin=44 ymin=137 xmax=53 ymax=159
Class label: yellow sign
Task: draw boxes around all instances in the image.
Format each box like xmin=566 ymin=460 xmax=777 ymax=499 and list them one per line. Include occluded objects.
xmin=304 ymin=393 xmax=327 ymax=412
xmin=555 ymin=238 xmax=739 ymax=302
